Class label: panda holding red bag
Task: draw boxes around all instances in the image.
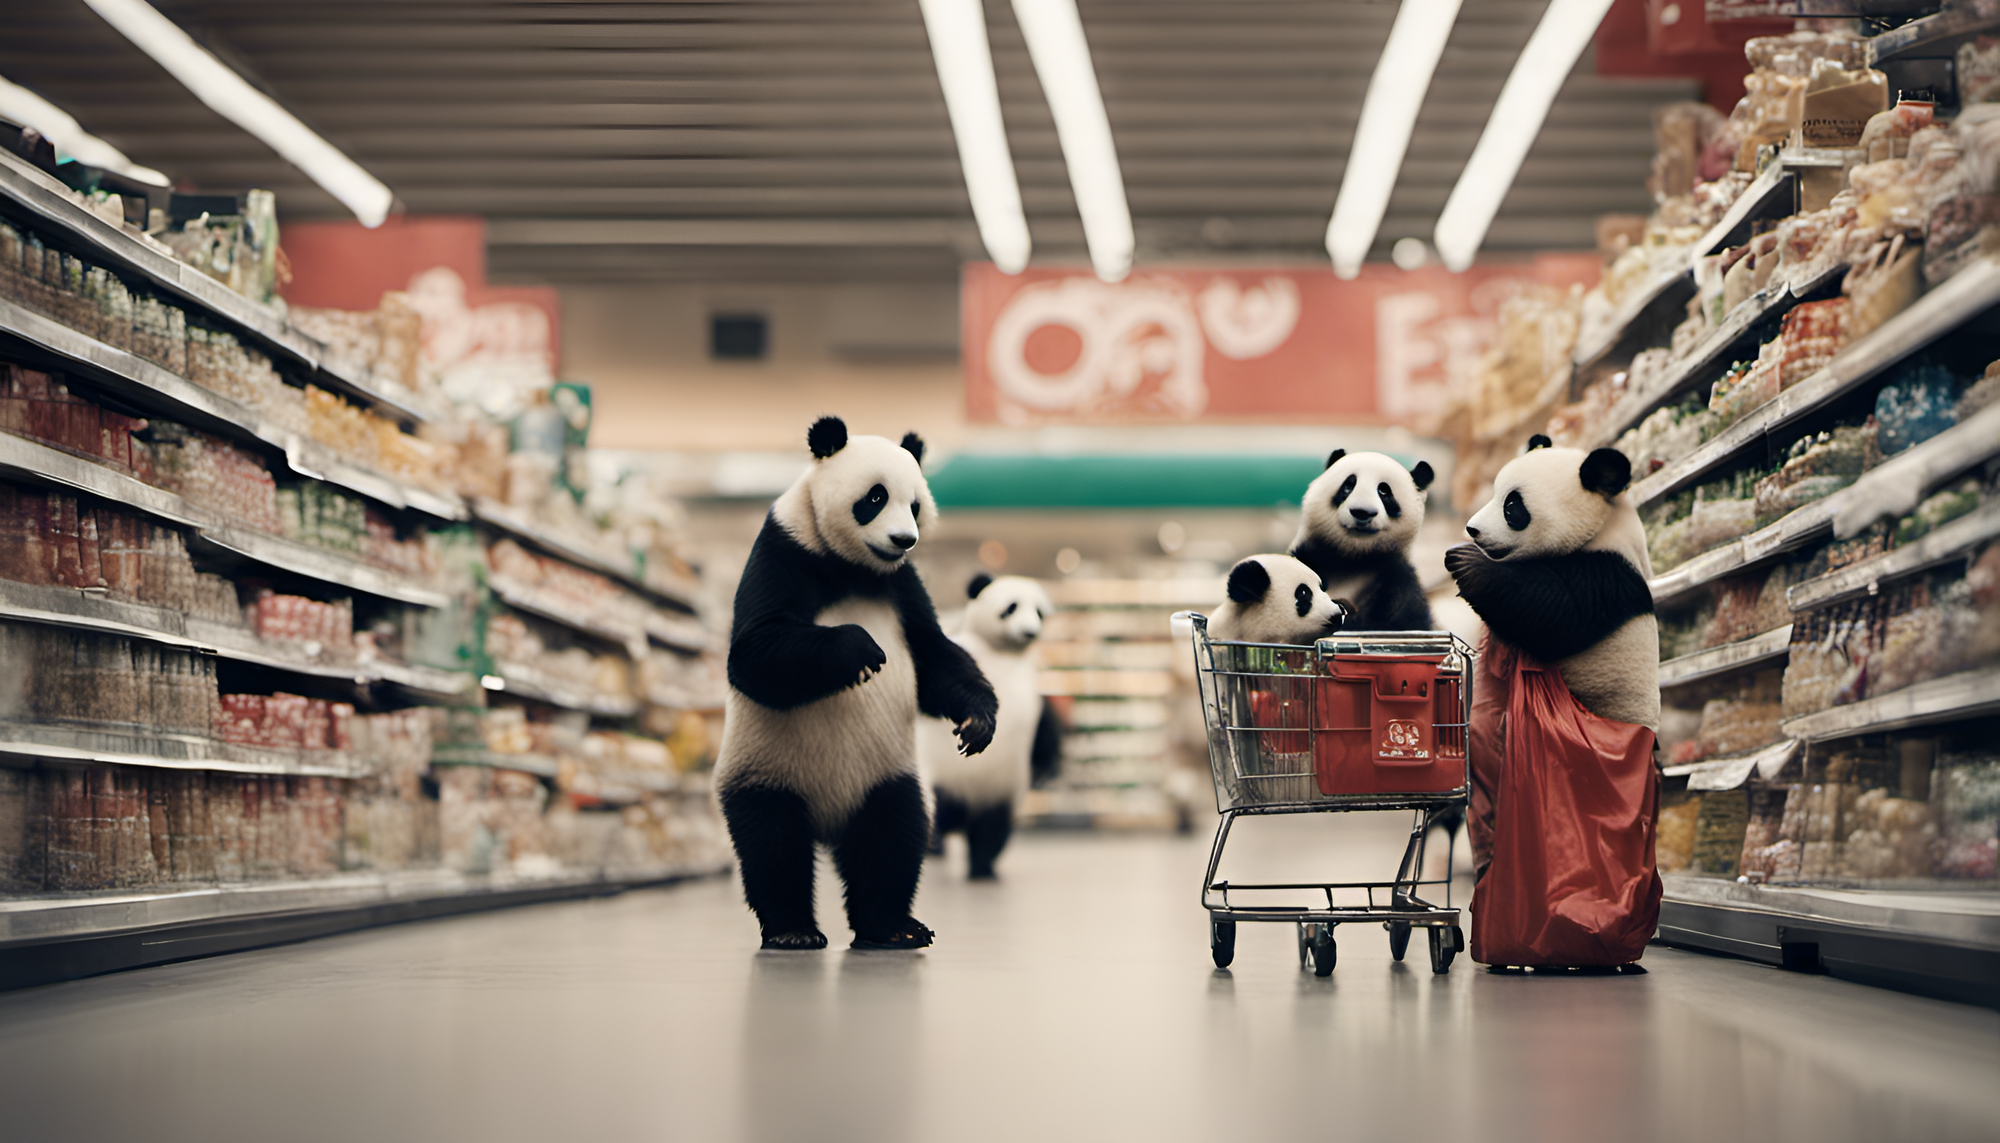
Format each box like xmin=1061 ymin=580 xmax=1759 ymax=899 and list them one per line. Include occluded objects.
xmin=1443 ymin=435 xmax=1662 ymax=974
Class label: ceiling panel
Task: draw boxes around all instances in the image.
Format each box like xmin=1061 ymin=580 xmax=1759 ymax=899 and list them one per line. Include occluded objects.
xmin=0 ymin=0 xmax=1694 ymax=283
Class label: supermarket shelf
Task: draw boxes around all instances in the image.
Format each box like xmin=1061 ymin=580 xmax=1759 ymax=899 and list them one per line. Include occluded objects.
xmin=1788 ymin=501 xmax=2000 ymax=613
xmin=1868 ymin=6 xmax=2000 ymax=64
xmin=1649 ymin=404 xmax=2000 ymax=605
xmin=1781 ymin=667 xmax=2000 ymax=743
xmin=1662 ymin=739 xmax=1799 ymax=789
xmin=1639 ymin=256 xmax=2000 ymax=506
xmin=0 ymin=579 xmax=475 ymax=694
xmin=428 ymin=745 xmax=562 ymax=779
xmin=1573 ymin=266 xmax=1692 ymax=369
xmin=473 ymin=498 xmax=696 ymax=610
xmin=0 ymin=719 xmax=369 ymax=778
xmin=0 ymin=297 xmax=464 ymax=521
xmin=488 ymin=576 xmax=642 ymax=655
xmin=647 ymin=612 xmax=711 ymax=653
xmin=1659 ymin=625 xmax=1793 ymax=688
xmin=0 ymin=431 xmax=453 ymax=608
xmin=1656 ymin=872 xmax=2000 ymax=1008
xmin=1690 ymin=162 xmax=1792 ymax=260
xmin=483 ymin=662 xmax=640 ymax=719
xmin=0 ymin=860 xmax=728 ymax=992
xmin=0 ymin=149 xmax=432 ymax=425
xmin=1593 ymin=265 xmax=1843 ymax=453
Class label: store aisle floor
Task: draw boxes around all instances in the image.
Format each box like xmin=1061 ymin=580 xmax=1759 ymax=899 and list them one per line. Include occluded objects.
xmin=1 ymin=816 xmax=1995 ymax=1143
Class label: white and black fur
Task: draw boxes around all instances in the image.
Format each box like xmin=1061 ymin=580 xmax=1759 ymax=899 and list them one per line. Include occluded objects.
xmin=1444 ymin=435 xmax=1660 ymax=730
xmin=1290 ymin=449 xmax=1437 ymax=632
xmin=920 ymin=574 xmax=1062 ymax=880
xmin=1209 ymin=555 xmax=1349 ymax=644
xmin=718 ymin=416 xmax=998 ymax=951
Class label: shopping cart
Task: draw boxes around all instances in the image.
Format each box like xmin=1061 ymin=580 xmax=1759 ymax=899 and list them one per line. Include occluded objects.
xmin=1173 ymin=612 xmax=1472 ymax=976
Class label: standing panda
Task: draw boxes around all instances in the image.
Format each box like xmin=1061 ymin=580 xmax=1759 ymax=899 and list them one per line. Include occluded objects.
xmin=1208 ymin=554 xmax=1349 ymax=644
xmin=1443 ymin=436 xmax=1659 ymax=729
xmin=1289 ymin=449 xmax=1437 ymax=632
xmin=919 ymin=574 xmax=1062 ymax=880
xmin=718 ymin=416 xmax=997 ymax=951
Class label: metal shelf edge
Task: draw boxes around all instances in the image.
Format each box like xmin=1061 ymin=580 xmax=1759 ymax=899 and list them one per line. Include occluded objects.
xmin=1780 ymin=667 xmax=2000 ymax=742
xmin=1787 ymin=501 xmax=2000 ymax=613
xmin=1659 ymin=624 xmax=1794 ymax=688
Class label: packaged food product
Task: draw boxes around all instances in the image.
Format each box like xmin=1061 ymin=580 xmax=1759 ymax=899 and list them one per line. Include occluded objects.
xmin=1873 ymin=360 xmax=1963 ymax=455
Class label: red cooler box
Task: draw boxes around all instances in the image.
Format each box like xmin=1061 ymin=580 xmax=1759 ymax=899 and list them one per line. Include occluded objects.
xmin=1312 ymin=654 xmax=1465 ymax=796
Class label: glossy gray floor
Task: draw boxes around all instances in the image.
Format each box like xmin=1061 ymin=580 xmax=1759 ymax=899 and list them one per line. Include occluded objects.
xmin=1 ymin=815 xmax=1995 ymax=1143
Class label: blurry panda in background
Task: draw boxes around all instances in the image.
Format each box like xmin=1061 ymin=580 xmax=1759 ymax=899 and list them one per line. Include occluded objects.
xmin=919 ymin=574 xmax=1063 ymax=880
xmin=1290 ymin=449 xmax=1436 ymax=632
xmin=1209 ymin=554 xmax=1349 ymax=644
xmin=717 ymin=416 xmax=997 ymax=951
xmin=1444 ymin=435 xmax=1659 ymax=730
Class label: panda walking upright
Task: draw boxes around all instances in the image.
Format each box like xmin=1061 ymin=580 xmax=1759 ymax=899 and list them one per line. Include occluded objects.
xmin=920 ymin=574 xmax=1062 ymax=880
xmin=717 ymin=417 xmax=997 ymax=951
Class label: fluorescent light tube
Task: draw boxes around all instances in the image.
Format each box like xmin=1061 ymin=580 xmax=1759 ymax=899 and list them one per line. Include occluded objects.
xmin=0 ymin=73 xmax=168 ymax=186
xmin=1325 ymin=0 xmax=1461 ymax=279
xmin=1011 ymin=0 xmax=1132 ymax=282
xmin=919 ymin=0 xmax=1031 ymax=274
xmin=83 ymin=0 xmax=393 ymax=227
xmin=1432 ymin=0 xmax=1614 ymax=272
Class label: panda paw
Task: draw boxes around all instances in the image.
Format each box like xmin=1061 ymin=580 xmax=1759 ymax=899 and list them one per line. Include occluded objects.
xmin=835 ymin=625 xmax=888 ymax=687
xmin=954 ymin=711 xmax=997 ymax=756
xmin=850 ymin=919 xmax=934 ymax=950
xmin=1442 ymin=542 xmax=1490 ymax=583
xmin=760 ymin=929 xmax=828 ymax=951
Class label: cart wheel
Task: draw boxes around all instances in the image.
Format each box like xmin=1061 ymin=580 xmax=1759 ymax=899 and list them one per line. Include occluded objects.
xmin=1295 ymin=923 xmax=1311 ymax=970
xmin=1387 ymin=921 xmax=1412 ymax=962
xmin=1428 ymin=924 xmax=1458 ymax=974
xmin=1210 ymin=919 xmax=1236 ymax=969
xmin=1310 ymin=931 xmax=1337 ymax=977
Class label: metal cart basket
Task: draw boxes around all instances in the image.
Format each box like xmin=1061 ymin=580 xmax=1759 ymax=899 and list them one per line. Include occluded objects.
xmin=1174 ymin=613 xmax=1473 ymax=975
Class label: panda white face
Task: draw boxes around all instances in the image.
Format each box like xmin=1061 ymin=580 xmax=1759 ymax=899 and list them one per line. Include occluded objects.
xmin=1465 ymin=436 xmax=1632 ymax=560
xmin=1294 ymin=449 xmax=1433 ymax=557
xmin=773 ymin=416 xmax=938 ymax=572
xmin=964 ymin=574 xmax=1051 ymax=649
xmin=1213 ymin=555 xmax=1347 ymax=644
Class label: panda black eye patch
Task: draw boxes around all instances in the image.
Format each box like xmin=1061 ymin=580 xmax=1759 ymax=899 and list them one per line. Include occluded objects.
xmin=1001 ymin=602 xmax=1018 ymax=618
xmin=1294 ymin=583 xmax=1312 ymax=617
xmin=1503 ymin=489 xmax=1531 ymax=531
xmin=1332 ymin=474 xmax=1358 ymax=507
xmin=853 ymin=483 xmax=890 ymax=525
xmin=1378 ymin=483 xmax=1401 ymax=518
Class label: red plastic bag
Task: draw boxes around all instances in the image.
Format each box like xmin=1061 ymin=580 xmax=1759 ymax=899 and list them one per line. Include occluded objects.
xmin=1469 ymin=638 xmax=1661 ymax=968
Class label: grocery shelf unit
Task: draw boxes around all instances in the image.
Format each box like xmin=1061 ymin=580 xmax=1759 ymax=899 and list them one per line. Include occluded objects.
xmin=1595 ymin=219 xmax=2000 ymax=1005
xmin=0 ymin=150 xmax=727 ymax=991
xmin=1024 ymin=578 xmax=1220 ymax=830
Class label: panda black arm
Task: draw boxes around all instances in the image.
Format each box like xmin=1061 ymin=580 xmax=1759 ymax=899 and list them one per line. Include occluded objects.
xmin=1361 ymin=555 xmax=1436 ymax=632
xmin=1444 ymin=543 xmax=1653 ymax=663
xmin=1031 ymin=699 xmax=1063 ymax=787
xmin=727 ymin=517 xmax=888 ymax=710
xmin=890 ymin=566 xmax=999 ymax=753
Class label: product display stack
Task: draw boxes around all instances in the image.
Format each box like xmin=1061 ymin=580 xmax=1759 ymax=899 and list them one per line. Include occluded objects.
xmin=0 ymin=143 xmax=729 ymax=988
xmin=1487 ymin=6 xmax=2000 ymax=1004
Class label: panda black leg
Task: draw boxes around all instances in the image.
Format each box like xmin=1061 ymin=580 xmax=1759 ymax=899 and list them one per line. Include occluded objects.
xmin=718 ymin=783 xmax=823 ymax=949
xmin=964 ymin=800 xmax=1013 ymax=880
xmin=833 ymin=773 xmax=932 ymax=949
xmin=930 ymin=789 xmax=969 ymax=856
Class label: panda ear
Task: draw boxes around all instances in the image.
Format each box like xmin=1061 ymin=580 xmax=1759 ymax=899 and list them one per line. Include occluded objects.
xmin=967 ymin=572 xmax=993 ymax=599
xmin=900 ymin=431 xmax=926 ymax=464
xmin=1324 ymin=449 xmax=1346 ymax=471
xmin=808 ymin=416 xmax=848 ymax=459
xmin=1579 ymin=447 xmax=1632 ymax=498
xmin=1226 ymin=559 xmax=1271 ymax=604
xmin=1409 ymin=460 xmax=1434 ymax=491
xmin=1526 ymin=434 xmax=1553 ymax=452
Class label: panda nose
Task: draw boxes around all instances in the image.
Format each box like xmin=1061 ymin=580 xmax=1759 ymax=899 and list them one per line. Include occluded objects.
xmin=888 ymin=531 xmax=917 ymax=551
xmin=1465 ymin=525 xmax=1480 ymax=538
xmin=1348 ymin=505 xmax=1377 ymax=522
